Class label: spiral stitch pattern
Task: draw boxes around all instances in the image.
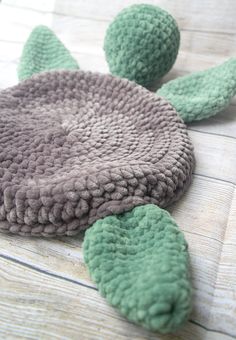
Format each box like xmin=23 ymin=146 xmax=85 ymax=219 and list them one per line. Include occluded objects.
xmin=0 ymin=70 xmax=194 ymax=237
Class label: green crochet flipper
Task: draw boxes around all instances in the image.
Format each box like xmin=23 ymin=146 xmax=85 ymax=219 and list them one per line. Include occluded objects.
xmin=157 ymin=58 xmax=236 ymax=123
xmin=18 ymin=25 xmax=79 ymax=81
xmin=83 ymin=204 xmax=192 ymax=334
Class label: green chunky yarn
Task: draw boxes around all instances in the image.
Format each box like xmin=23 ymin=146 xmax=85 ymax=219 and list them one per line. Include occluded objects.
xmin=157 ymin=58 xmax=236 ymax=122
xmin=18 ymin=25 xmax=79 ymax=81
xmin=83 ymin=204 xmax=192 ymax=334
xmin=104 ymin=4 xmax=180 ymax=87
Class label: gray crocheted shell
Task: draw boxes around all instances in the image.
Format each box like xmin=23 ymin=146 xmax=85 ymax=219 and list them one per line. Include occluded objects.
xmin=0 ymin=70 xmax=194 ymax=236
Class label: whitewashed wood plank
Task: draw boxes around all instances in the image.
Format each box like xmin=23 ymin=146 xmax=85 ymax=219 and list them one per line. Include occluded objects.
xmin=0 ymin=41 xmax=22 ymax=63
xmin=0 ymin=61 xmax=18 ymax=89
xmin=0 ymin=232 xmax=93 ymax=288
xmin=53 ymin=0 xmax=236 ymax=34
xmin=206 ymin=334 xmax=236 ymax=340
xmin=163 ymin=51 xmax=232 ymax=80
xmin=0 ymin=256 xmax=157 ymax=340
xmin=3 ymin=0 xmax=236 ymax=38
xmin=206 ymin=187 xmax=236 ymax=335
xmin=2 ymin=0 xmax=55 ymax=12
xmin=72 ymin=51 xmax=108 ymax=73
xmin=0 ymin=4 xmax=107 ymax=52
xmin=180 ymin=30 xmax=236 ymax=57
xmin=188 ymin=130 xmax=236 ymax=184
xmin=225 ymin=188 xmax=236 ymax=244
xmin=0 ymin=5 xmax=53 ymax=43
xmin=51 ymin=15 xmax=106 ymax=56
xmin=207 ymin=243 xmax=236 ymax=336
xmin=169 ymin=176 xmax=234 ymax=243
xmin=0 ymin=255 xmax=234 ymax=340
xmin=183 ymin=235 xmax=236 ymax=337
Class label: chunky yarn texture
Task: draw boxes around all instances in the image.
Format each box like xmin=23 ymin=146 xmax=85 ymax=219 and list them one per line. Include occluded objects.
xmin=0 ymin=70 xmax=194 ymax=237
xmin=104 ymin=4 xmax=180 ymax=87
xmin=157 ymin=58 xmax=236 ymax=122
xmin=18 ymin=25 xmax=79 ymax=81
xmin=83 ymin=204 xmax=192 ymax=333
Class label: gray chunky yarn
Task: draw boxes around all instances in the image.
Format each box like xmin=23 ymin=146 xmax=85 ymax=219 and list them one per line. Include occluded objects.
xmin=0 ymin=70 xmax=194 ymax=237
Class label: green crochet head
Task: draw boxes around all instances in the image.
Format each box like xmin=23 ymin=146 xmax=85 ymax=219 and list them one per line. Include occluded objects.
xmin=104 ymin=4 xmax=180 ymax=87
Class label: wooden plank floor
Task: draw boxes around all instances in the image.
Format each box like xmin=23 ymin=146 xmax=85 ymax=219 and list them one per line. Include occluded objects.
xmin=0 ymin=0 xmax=236 ymax=339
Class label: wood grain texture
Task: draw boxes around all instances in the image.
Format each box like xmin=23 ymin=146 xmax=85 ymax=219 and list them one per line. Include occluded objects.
xmin=189 ymin=130 xmax=236 ymax=183
xmin=3 ymin=0 xmax=236 ymax=36
xmin=53 ymin=0 xmax=236 ymax=35
xmin=1 ymin=255 xmax=234 ymax=340
xmin=0 ymin=0 xmax=236 ymax=339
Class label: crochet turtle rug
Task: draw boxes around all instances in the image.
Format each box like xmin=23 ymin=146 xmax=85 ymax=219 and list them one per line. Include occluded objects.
xmin=0 ymin=69 xmax=194 ymax=333
xmin=1 ymin=21 xmax=235 ymax=334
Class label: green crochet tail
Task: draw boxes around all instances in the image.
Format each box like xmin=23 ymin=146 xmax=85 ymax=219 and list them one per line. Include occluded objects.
xmin=157 ymin=58 xmax=236 ymax=123
xmin=18 ymin=25 xmax=79 ymax=81
xmin=83 ymin=204 xmax=192 ymax=334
